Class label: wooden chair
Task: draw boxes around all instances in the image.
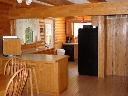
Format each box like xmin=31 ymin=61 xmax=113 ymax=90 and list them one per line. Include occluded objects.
xmin=0 ymin=68 xmax=28 ymax=96
xmin=2 ymin=57 xmax=39 ymax=96
xmin=5 ymin=68 xmax=28 ymax=96
xmin=4 ymin=57 xmax=26 ymax=76
xmin=27 ymin=65 xmax=39 ymax=96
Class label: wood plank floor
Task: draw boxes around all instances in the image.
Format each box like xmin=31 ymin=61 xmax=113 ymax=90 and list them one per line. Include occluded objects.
xmin=23 ymin=61 xmax=128 ymax=96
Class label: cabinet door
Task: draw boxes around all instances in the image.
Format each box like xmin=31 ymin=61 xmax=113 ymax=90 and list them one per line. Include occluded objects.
xmin=37 ymin=62 xmax=58 ymax=93
xmin=3 ymin=39 xmax=21 ymax=55
xmin=74 ymin=44 xmax=78 ymax=60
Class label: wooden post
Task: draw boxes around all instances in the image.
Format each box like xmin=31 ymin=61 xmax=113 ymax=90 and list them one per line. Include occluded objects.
xmin=98 ymin=16 xmax=107 ymax=78
xmin=92 ymin=16 xmax=106 ymax=78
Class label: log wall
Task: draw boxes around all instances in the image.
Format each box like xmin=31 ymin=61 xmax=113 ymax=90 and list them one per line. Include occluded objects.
xmin=0 ymin=3 xmax=11 ymax=54
xmin=54 ymin=17 xmax=66 ymax=49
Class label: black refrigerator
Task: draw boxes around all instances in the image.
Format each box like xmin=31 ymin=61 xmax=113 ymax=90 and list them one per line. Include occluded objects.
xmin=78 ymin=25 xmax=98 ymax=76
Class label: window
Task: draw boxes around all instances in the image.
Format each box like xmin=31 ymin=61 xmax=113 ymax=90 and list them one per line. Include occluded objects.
xmin=16 ymin=19 xmax=40 ymax=44
xmin=16 ymin=18 xmax=54 ymax=48
xmin=44 ymin=19 xmax=54 ymax=48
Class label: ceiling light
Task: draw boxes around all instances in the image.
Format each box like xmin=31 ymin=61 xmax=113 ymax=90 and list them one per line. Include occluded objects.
xmin=17 ymin=0 xmax=32 ymax=5
xmin=17 ymin=0 xmax=22 ymax=3
xmin=26 ymin=0 xmax=32 ymax=5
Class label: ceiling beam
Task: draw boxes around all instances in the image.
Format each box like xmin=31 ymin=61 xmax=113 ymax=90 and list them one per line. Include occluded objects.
xmin=9 ymin=1 xmax=128 ymax=19
xmin=15 ymin=2 xmax=45 ymax=8
xmin=35 ymin=0 xmax=59 ymax=5
xmin=61 ymin=0 xmax=74 ymax=5
xmin=37 ymin=0 xmax=73 ymax=5
xmin=0 ymin=0 xmax=45 ymax=8
xmin=88 ymin=0 xmax=106 ymax=3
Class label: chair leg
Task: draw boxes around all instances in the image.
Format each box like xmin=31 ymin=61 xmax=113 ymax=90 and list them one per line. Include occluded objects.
xmin=26 ymin=78 xmax=29 ymax=95
xmin=32 ymin=68 xmax=39 ymax=95
xmin=29 ymin=68 xmax=34 ymax=96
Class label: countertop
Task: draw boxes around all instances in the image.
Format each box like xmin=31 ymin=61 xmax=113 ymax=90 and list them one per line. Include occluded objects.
xmin=0 ymin=54 xmax=69 ymax=62
xmin=20 ymin=54 xmax=69 ymax=62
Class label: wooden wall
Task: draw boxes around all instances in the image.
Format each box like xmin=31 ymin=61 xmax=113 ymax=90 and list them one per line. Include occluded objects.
xmin=92 ymin=15 xmax=128 ymax=77
xmin=106 ymin=15 xmax=128 ymax=77
xmin=54 ymin=17 xmax=66 ymax=49
xmin=0 ymin=3 xmax=11 ymax=54
xmin=39 ymin=19 xmax=45 ymax=41
xmin=39 ymin=17 xmax=66 ymax=50
xmin=10 ymin=18 xmax=66 ymax=51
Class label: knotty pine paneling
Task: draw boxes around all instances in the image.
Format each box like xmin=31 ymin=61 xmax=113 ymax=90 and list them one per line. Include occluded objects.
xmin=55 ymin=17 xmax=66 ymax=49
xmin=106 ymin=15 xmax=128 ymax=76
xmin=0 ymin=3 xmax=11 ymax=54
xmin=0 ymin=3 xmax=11 ymax=10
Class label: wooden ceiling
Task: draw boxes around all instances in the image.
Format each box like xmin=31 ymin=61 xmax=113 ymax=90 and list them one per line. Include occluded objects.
xmin=0 ymin=0 xmax=106 ymax=9
xmin=1 ymin=0 xmax=126 ymax=19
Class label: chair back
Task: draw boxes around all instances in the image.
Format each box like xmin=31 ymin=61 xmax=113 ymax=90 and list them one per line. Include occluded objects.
xmin=4 ymin=57 xmax=26 ymax=76
xmin=4 ymin=68 xmax=28 ymax=96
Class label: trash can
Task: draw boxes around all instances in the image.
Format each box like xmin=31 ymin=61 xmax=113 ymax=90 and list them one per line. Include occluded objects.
xmin=57 ymin=49 xmax=65 ymax=55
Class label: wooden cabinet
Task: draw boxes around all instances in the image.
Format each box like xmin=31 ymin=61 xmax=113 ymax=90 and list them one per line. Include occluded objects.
xmin=21 ymin=54 xmax=68 ymax=95
xmin=3 ymin=38 xmax=21 ymax=55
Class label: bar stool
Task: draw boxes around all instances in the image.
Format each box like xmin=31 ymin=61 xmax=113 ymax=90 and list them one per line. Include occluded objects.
xmin=27 ymin=65 xmax=39 ymax=96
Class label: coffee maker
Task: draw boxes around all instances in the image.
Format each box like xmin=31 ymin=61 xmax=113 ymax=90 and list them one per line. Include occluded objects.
xmin=66 ymin=36 xmax=72 ymax=43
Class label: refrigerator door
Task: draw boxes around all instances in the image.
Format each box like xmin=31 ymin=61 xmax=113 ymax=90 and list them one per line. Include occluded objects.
xmin=78 ymin=25 xmax=98 ymax=76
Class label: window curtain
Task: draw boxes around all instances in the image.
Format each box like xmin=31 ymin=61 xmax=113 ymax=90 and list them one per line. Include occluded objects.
xmin=16 ymin=19 xmax=40 ymax=44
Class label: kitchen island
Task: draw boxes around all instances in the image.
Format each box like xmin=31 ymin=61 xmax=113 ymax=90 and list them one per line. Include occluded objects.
xmin=0 ymin=54 xmax=69 ymax=95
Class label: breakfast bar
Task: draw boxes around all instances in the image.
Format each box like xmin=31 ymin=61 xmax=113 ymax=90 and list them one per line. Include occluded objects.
xmin=22 ymin=54 xmax=69 ymax=95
